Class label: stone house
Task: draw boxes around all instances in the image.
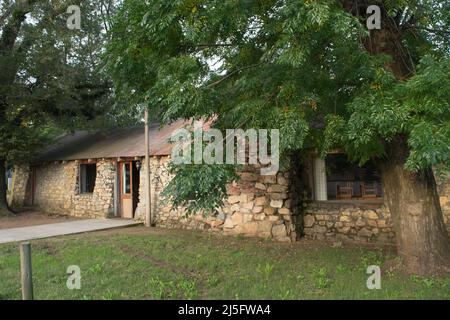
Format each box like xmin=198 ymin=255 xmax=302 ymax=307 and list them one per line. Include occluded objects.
xmin=8 ymin=121 xmax=450 ymax=244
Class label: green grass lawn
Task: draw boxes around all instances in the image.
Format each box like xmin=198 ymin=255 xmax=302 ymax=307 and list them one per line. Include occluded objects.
xmin=0 ymin=227 xmax=448 ymax=300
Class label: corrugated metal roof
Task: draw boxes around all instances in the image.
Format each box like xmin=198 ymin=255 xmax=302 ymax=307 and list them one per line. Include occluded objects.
xmin=34 ymin=120 xmax=190 ymax=162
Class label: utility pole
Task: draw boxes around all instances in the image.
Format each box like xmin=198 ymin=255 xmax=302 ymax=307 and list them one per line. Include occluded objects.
xmin=144 ymin=109 xmax=152 ymax=227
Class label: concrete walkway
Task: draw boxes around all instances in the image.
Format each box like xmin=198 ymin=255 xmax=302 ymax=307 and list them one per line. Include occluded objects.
xmin=0 ymin=219 xmax=142 ymax=244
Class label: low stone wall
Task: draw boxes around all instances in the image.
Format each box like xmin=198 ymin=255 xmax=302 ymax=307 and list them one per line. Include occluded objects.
xmin=135 ymin=158 xmax=297 ymax=242
xmin=303 ymin=202 xmax=395 ymax=243
xmin=303 ymin=194 xmax=450 ymax=244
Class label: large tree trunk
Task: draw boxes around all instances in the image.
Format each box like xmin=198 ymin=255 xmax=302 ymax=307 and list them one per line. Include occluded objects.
xmin=379 ymin=137 xmax=450 ymax=275
xmin=341 ymin=1 xmax=450 ymax=275
xmin=0 ymin=159 xmax=13 ymax=216
xmin=0 ymin=3 xmax=29 ymax=217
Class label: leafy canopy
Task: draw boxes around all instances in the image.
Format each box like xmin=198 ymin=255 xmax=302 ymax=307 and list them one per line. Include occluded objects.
xmin=107 ymin=0 xmax=450 ymax=212
xmin=0 ymin=0 xmax=123 ymax=164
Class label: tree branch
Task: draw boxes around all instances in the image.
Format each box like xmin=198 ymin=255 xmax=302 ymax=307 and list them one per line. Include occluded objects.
xmin=207 ymin=62 xmax=264 ymax=88
xmin=404 ymin=24 xmax=450 ymax=36
xmin=0 ymin=0 xmax=41 ymax=56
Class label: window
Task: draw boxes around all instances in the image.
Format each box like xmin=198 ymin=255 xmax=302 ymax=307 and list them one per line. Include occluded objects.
xmin=80 ymin=163 xmax=96 ymax=194
xmin=122 ymin=163 xmax=131 ymax=194
xmin=313 ymin=154 xmax=382 ymax=201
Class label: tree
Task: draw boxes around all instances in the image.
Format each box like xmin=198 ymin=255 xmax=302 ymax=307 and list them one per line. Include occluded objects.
xmin=107 ymin=0 xmax=450 ymax=275
xmin=0 ymin=0 xmax=121 ymax=215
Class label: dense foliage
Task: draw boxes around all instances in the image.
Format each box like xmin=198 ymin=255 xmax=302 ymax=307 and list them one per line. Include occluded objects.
xmin=108 ymin=0 xmax=449 ymax=213
xmin=0 ymin=0 xmax=122 ymax=165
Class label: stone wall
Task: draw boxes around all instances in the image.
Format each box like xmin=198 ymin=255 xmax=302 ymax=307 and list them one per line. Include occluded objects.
xmin=220 ymin=167 xmax=297 ymax=242
xmin=303 ymin=203 xmax=395 ymax=243
xmin=8 ymin=165 xmax=31 ymax=208
xmin=135 ymin=156 xmax=171 ymax=221
xmin=437 ymin=175 xmax=450 ymax=234
xmin=12 ymin=155 xmax=450 ymax=244
xmin=31 ymin=160 xmax=115 ymax=218
xmin=135 ymin=157 xmax=298 ymax=241
xmin=140 ymin=159 xmax=449 ymax=244
xmin=302 ymin=185 xmax=450 ymax=244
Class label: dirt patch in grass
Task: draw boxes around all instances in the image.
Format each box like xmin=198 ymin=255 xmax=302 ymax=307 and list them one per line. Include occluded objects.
xmin=118 ymin=243 xmax=197 ymax=277
xmin=0 ymin=209 xmax=82 ymax=230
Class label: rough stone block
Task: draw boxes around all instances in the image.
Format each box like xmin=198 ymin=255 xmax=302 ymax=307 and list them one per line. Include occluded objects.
xmin=356 ymin=218 xmax=366 ymax=227
xmin=228 ymin=195 xmax=240 ymax=204
xmin=364 ymin=210 xmax=378 ymax=220
xmin=240 ymin=172 xmax=258 ymax=182
xmin=255 ymin=196 xmax=268 ymax=206
xmin=255 ymin=183 xmax=266 ymax=190
xmin=264 ymin=207 xmax=276 ymax=215
xmin=260 ymin=175 xmax=277 ymax=184
xmin=267 ymin=185 xmax=289 ymax=193
xmin=314 ymin=225 xmax=327 ymax=234
xmin=242 ymin=202 xmax=254 ymax=210
xmin=272 ymin=224 xmax=287 ymax=238
xmin=231 ymin=212 xmax=244 ymax=225
xmin=357 ymin=228 xmax=373 ymax=238
xmin=277 ymin=176 xmax=289 ymax=186
xmin=304 ymin=215 xmax=315 ymax=228
xmin=253 ymin=206 xmax=263 ymax=213
xmin=270 ymin=200 xmax=283 ymax=208
xmin=270 ymin=193 xmax=288 ymax=200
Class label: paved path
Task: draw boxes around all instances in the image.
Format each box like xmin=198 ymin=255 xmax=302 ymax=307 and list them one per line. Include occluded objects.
xmin=0 ymin=219 xmax=142 ymax=244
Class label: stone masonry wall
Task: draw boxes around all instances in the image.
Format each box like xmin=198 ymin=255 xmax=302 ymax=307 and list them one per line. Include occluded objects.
xmin=135 ymin=157 xmax=297 ymax=241
xmin=302 ymin=176 xmax=450 ymax=243
xmin=437 ymin=175 xmax=450 ymax=235
xmin=32 ymin=160 xmax=115 ymax=218
xmin=8 ymin=165 xmax=31 ymax=207
xmin=303 ymin=203 xmax=395 ymax=243
xmin=116 ymin=156 xmax=450 ymax=243
xmin=135 ymin=156 xmax=171 ymax=221
xmin=12 ymin=155 xmax=450 ymax=244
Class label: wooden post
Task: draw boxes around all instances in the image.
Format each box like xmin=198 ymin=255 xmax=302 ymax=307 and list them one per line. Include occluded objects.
xmin=144 ymin=109 xmax=152 ymax=227
xmin=20 ymin=242 xmax=33 ymax=300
